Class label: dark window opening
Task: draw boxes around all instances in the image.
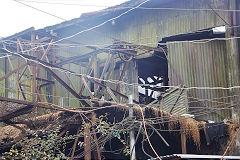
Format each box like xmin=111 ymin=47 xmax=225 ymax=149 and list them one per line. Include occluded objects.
xmin=137 ymin=52 xmax=168 ymax=104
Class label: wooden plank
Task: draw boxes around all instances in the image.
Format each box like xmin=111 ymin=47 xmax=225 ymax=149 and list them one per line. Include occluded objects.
xmin=93 ymin=57 xmax=98 ymax=92
xmin=45 ymin=68 xmax=90 ymax=107
xmin=40 ymin=39 xmax=53 ymax=61
xmin=106 ymin=86 xmax=119 ymax=103
xmin=0 ymin=96 xmax=51 ymax=110
xmin=181 ymin=133 xmax=187 ymax=154
xmin=105 ymin=57 xmax=116 ymax=80
xmin=17 ymin=39 xmax=33 ymax=75
xmin=79 ymin=56 xmax=94 ymax=96
xmin=71 ymin=127 xmax=80 ymax=158
xmin=36 ymin=77 xmax=54 ymax=84
xmin=84 ymin=125 xmax=91 ymax=160
xmin=82 ymin=77 xmax=93 ymax=99
xmin=64 ymin=72 xmax=78 ymax=93
xmin=0 ymin=63 xmax=28 ymax=81
xmin=51 ymin=47 xmax=56 ymax=104
xmin=91 ymin=113 xmax=101 ymax=160
xmin=19 ymin=84 xmax=26 ymax=100
xmin=98 ymin=54 xmax=112 ymax=83
xmin=0 ymin=96 xmax=85 ymax=113
xmin=116 ymin=61 xmax=130 ymax=91
xmin=87 ymin=78 xmax=139 ymax=104
xmin=18 ymin=65 xmax=27 ymax=81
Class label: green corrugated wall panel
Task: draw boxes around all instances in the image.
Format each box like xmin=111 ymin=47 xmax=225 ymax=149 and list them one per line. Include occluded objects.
xmin=167 ymin=41 xmax=231 ymax=121
xmin=69 ymin=63 xmax=81 ymax=107
xmin=0 ymin=58 xmax=5 ymax=97
xmin=52 ymin=0 xmax=230 ymax=110
xmin=160 ymin=89 xmax=188 ymax=115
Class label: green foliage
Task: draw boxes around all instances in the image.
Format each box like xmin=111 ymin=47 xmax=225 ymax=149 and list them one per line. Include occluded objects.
xmin=1 ymin=125 xmax=70 ymax=160
xmin=1 ymin=114 xmax=131 ymax=159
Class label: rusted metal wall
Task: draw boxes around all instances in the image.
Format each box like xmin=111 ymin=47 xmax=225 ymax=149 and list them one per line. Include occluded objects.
xmin=51 ymin=0 xmax=232 ymax=118
xmin=106 ymin=0 xmax=229 ymax=47
xmin=160 ymin=88 xmax=188 ymax=115
xmin=167 ymin=41 xmax=231 ymax=121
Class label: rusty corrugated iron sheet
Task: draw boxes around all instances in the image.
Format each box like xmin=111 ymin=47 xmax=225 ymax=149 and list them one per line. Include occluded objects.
xmin=160 ymin=88 xmax=188 ymax=115
xmin=167 ymin=41 xmax=232 ymax=121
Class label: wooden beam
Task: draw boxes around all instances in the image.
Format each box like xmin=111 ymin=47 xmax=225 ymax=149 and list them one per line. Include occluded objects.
xmin=18 ymin=65 xmax=27 ymax=81
xmin=116 ymin=61 xmax=130 ymax=91
xmin=106 ymin=86 xmax=119 ymax=103
xmin=84 ymin=125 xmax=91 ymax=160
xmin=181 ymin=132 xmax=187 ymax=154
xmin=105 ymin=57 xmax=116 ymax=80
xmin=44 ymin=68 xmax=90 ymax=107
xmin=0 ymin=96 xmax=52 ymax=110
xmin=87 ymin=78 xmax=139 ymax=104
xmin=0 ymin=96 xmax=87 ymax=113
xmin=36 ymin=77 xmax=54 ymax=84
xmin=99 ymin=54 xmax=112 ymax=80
xmin=93 ymin=57 xmax=98 ymax=92
xmin=82 ymin=77 xmax=93 ymax=99
xmin=71 ymin=127 xmax=80 ymax=158
xmin=40 ymin=39 xmax=53 ymax=61
xmin=0 ymin=63 xmax=28 ymax=81
xmin=91 ymin=113 xmax=101 ymax=160
xmin=39 ymin=83 xmax=51 ymax=89
xmin=114 ymin=40 xmax=165 ymax=52
xmin=79 ymin=56 xmax=94 ymax=96
xmin=17 ymin=39 xmax=33 ymax=75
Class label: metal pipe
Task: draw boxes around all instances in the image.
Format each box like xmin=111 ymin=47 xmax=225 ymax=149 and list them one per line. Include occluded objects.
xmin=174 ymin=154 xmax=240 ymax=159
xmin=129 ymin=95 xmax=136 ymax=160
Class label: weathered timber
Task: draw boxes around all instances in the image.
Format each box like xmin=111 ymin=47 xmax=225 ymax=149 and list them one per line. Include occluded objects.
xmin=0 ymin=96 xmax=85 ymax=113
xmin=114 ymin=40 xmax=165 ymax=53
xmin=79 ymin=56 xmax=95 ymax=96
xmin=18 ymin=65 xmax=28 ymax=81
xmin=0 ymin=103 xmax=33 ymax=121
xmin=0 ymin=63 xmax=28 ymax=81
xmin=106 ymin=86 xmax=119 ymax=103
xmin=36 ymin=77 xmax=54 ymax=84
xmin=44 ymin=68 xmax=90 ymax=107
xmin=82 ymin=77 xmax=94 ymax=99
xmin=84 ymin=125 xmax=91 ymax=160
xmin=116 ymin=61 xmax=130 ymax=92
xmin=40 ymin=39 xmax=53 ymax=61
xmin=87 ymin=78 xmax=139 ymax=104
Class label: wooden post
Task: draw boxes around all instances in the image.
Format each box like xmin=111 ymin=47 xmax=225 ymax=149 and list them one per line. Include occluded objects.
xmin=181 ymin=132 xmax=187 ymax=154
xmin=71 ymin=127 xmax=80 ymax=158
xmin=84 ymin=124 xmax=91 ymax=160
xmin=91 ymin=113 xmax=101 ymax=160
xmin=51 ymin=45 xmax=56 ymax=104
xmin=93 ymin=56 xmax=98 ymax=93
xmin=31 ymin=31 xmax=37 ymax=102
xmin=79 ymin=56 xmax=94 ymax=96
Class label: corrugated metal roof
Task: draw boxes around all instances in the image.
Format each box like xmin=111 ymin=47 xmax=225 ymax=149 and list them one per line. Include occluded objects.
xmin=160 ymin=88 xmax=188 ymax=115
